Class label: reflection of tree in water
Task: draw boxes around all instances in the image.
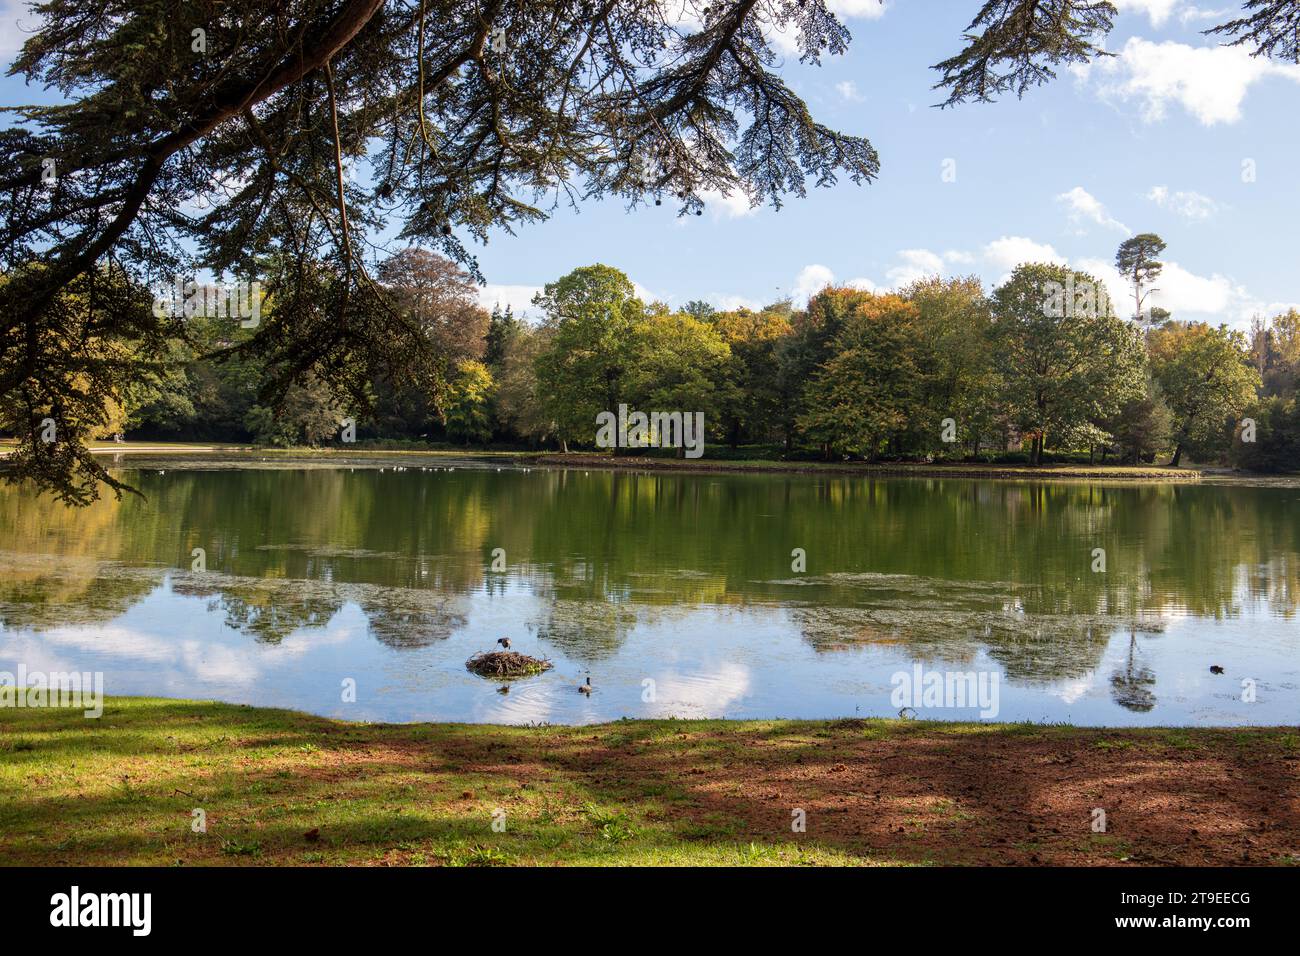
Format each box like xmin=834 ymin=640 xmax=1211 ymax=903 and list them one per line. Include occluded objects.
xmin=364 ymin=604 xmax=466 ymax=648
xmin=2 ymin=467 xmax=1299 ymax=676
xmin=201 ymin=591 xmax=337 ymax=643
xmin=0 ymin=553 xmax=164 ymax=630
xmin=793 ymin=599 xmax=1163 ymax=683
xmin=171 ymin=572 xmax=468 ymax=645
xmin=1110 ymin=631 xmax=1157 ymax=712
xmin=530 ymin=599 xmax=647 ymax=662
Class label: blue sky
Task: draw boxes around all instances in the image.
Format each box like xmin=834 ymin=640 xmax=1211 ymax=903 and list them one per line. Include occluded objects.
xmin=5 ymin=0 xmax=1299 ymax=326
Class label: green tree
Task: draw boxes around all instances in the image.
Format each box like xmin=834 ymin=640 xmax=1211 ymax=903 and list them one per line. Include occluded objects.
xmin=780 ymin=286 xmax=872 ymax=452
xmin=627 ymin=312 xmax=733 ymax=446
xmin=0 ymin=263 xmax=172 ymax=504
xmin=1103 ymin=382 xmax=1173 ymax=464
xmin=245 ymin=372 xmax=346 ymax=447
xmin=8 ymin=1 xmax=1293 ymax=496
xmin=533 ymin=265 xmax=643 ymax=450
xmin=484 ymin=305 xmax=523 ymax=370
xmin=713 ymin=309 xmax=793 ymax=447
xmin=1148 ymin=321 xmax=1261 ymax=467
xmin=1232 ymin=396 xmax=1300 ymax=473
xmin=991 ymin=264 xmax=1146 ymax=465
xmin=902 ymin=276 xmax=1000 ymax=457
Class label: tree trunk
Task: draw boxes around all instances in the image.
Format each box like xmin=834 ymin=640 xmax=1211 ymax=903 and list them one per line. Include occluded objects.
xmin=1168 ymin=443 xmax=1184 ymax=468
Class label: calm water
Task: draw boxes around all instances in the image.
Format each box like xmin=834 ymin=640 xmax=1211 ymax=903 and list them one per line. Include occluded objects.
xmin=1 ymin=458 xmax=1297 ymax=725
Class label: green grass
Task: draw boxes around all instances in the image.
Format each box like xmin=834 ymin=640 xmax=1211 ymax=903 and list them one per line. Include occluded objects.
xmin=2 ymin=698 xmax=1295 ymax=867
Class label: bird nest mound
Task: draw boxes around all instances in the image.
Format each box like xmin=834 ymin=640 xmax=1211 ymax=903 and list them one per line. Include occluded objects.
xmin=465 ymin=651 xmax=553 ymax=679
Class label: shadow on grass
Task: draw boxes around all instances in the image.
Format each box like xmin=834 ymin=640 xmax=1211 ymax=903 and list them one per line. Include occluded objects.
xmin=2 ymin=699 xmax=1297 ymax=866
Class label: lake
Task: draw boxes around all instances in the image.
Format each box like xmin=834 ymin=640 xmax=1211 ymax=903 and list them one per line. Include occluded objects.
xmin=1 ymin=457 xmax=1297 ymax=725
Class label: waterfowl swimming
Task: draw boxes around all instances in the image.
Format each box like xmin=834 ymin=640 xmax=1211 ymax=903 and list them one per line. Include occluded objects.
xmin=1210 ymin=665 xmax=1225 ymax=674
xmin=579 ymin=676 xmax=592 ymax=695
xmin=496 ymin=637 xmax=511 ymax=650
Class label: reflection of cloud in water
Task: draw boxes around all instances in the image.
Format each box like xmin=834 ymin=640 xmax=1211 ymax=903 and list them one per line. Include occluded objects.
xmin=1 ymin=588 xmax=363 ymax=689
xmin=1050 ymin=676 xmax=1095 ymax=706
xmin=647 ymin=662 xmax=751 ymax=718
xmin=474 ymin=679 xmax=557 ymax=725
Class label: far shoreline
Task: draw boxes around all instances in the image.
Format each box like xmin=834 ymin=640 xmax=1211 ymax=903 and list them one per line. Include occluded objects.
xmin=7 ymin=440 xmax=1298 ymax=485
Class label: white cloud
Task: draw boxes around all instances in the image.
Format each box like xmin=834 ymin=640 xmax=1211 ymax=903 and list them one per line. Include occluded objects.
xmin=632 ymin=280 xmax=662 ymax=305
xmin=1056 ymin=186 xmax=1129 ymax=234
xmin=1113 ymin=0 xmax=1180 ymax=27
xmin=1076 ymin=254 xmax=1258 ymax=323
xmin=0 ymin=0 xmax=41 ymax=59
xmin=827 ymin=0 xmax=890 ymax=18
xmin=709 ymin=234 xmax=1276 ymax=328
xmin=478 ymin=284 xmax=543 ymax=318
xmin=1148 ymin=260 xmax=1242 ymax=314
xmin=1178 ymin=5 xmax=1232 ymax=26
xmin=793 ymin=264 xmax=836 ymax=303
xmin=885 ymin=248 xmax=946 ymax=287
xmin=699 ymin=187 xmax=758 ymax=219
xmin=982 ymin=236 xmax=1067 ymax=274
xmin=835 ymin=80 xmax=864 ymax=102
xmin=707 ymin=293 xmax=766 ymax=312
xmin=647 ymin=662 xmax=752 ymax=718
xmin=1088 ymin=37 xmax=1300 ymax=125
xmin=1146 ymin=185 xmax=1220 ymax=220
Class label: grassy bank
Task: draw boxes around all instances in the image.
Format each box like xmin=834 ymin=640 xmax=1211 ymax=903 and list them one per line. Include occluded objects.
xmin=2 ymin=698 xmax=1296 ymax=867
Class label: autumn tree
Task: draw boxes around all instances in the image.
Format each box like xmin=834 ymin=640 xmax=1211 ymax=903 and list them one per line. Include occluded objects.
xmin=377 ymin=248 xmax=488 ymax=363
xmin=443 ymin=359 xmax=495 ymax=444
xmin=797 ymin=293 xmax=923 ymax=460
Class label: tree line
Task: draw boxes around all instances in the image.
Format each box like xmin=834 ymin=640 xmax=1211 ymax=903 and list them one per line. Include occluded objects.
xmin=97 ymin=244 xmax=1298 ymax=472
xmin=9 ymin=1 xmax=1300 ymax=502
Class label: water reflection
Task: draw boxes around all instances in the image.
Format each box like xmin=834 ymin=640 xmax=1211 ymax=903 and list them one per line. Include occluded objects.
xmin=0 ymin=460 xmax=1297 ymax=725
